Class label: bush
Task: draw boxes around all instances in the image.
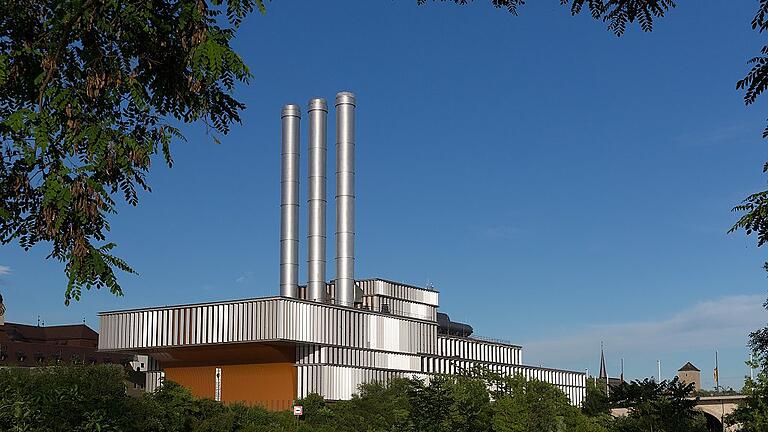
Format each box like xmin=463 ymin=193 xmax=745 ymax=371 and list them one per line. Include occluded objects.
xmin=0 ymin=364 xmax=132 ymax=431
xmin=0 ymin=364 xmax=615 ymax=432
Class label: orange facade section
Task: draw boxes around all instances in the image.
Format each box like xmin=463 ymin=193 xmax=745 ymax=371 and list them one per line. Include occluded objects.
xmin=164 ymin=363 xmax=297 ymax=411
xmin=164 ymin=366 xmax=217 ymax=400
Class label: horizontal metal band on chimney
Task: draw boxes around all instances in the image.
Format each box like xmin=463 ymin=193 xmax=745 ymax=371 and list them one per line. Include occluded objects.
xmin=280 ymin=104 xmax=301 ymax=298
xmin=307 ymin=98 xmax=328 ymax=303
xmin=335 ymin=92 xmax=356 ymax=307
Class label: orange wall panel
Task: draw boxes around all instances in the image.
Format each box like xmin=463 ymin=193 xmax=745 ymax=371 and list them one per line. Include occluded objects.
xmin=164 ymin=366 xmax=217 ymax=400
xmin=164 ymin=363 xmax=296 ymax=411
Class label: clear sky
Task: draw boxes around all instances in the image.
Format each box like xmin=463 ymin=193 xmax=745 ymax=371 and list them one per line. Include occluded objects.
xmin=2 ymin=0 xmax=768 ymax=390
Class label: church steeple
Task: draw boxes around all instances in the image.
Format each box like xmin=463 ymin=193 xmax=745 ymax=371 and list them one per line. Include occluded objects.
xmin=599 ymin=342 xmax=607 ymax=380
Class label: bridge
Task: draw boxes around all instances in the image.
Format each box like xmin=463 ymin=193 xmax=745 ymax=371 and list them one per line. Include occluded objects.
xmin=611 ymin=395 xmax=746 ymax=432
xmin=695 ymin=395 xmax=745 ymax=432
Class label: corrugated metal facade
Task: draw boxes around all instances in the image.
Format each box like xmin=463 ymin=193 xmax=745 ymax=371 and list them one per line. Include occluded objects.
xmin=100 ymin=297 xmax=437 ymax=355
xmin=438 ymin=335 xmax=522 ymax=364
xmin=99 ymin=281 xmax=586 ymax=407
xmin=297 ymin=365 xmax=429 ymax=401
xmin=421 ymin=355 xmax=585 ymax=406
xmin=296 ymin=359 xmax=585 ymax=405
xmin=359 ymin=279 xmax=439 ymax=306
xmin=361 ymin=296 xmax=437 ymax=321
xmin=296 ymin=339 xmax=584 ymax=406
xmin=297 ymin=344 xmax=423 ymax=372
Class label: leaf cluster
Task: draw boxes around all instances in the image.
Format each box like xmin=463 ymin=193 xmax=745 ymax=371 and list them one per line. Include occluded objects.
xmin=607 ymin=377 xmax=707 ymax=432
xmin=0 ymin=0 xmax=256 ymax=303
xmin=731 ymin=4 xmax=768 ymax=254
xmin=417 ymin=0 xmax=676 ymax=35
xmin=582 ymin=377 xmax=611 ymax=417
xmin=726 ymin=368 xmax=768 ymax=432
xmin=0 ymin=364 xmax=134 ymax=431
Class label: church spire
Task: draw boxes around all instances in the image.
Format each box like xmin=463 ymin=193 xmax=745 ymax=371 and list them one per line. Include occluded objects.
xmin=599 ymin=341 xmax=607 ymax=380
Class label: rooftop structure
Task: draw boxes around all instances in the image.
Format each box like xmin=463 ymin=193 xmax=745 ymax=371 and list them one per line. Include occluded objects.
xmin=679 ymin=362 xmax=701 ymax=372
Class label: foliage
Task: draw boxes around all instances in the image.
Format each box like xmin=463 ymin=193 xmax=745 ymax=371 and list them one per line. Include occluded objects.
xmin=0 ymin=364 xmax=133 ymax=431
xmin=491 ymin=374 xmax=604 ymax=432
xmin=730 ymin=4 xmax=768 ymax=274
xmin=10 ymin=364 xmax=747 ymax=432
xmin=747 ymin=298 xmax=768 ymax=368
xmin=583 ymin=377 xmax=611 ymax=417
xmin=315 ymin=379 xmax=412 ymax=432
xmin=607 ymin=377 xmax=708 ymax=432
xmin=0 ymin=0 xmax=258 ymax=303
xmin=727 ymin=366 xmax=768 ymax=432
xmin=0 ymin=364 xmax=611 ymax=432
xmin=696 ymin=386 xmax=740 ymax=397
xmin=728 ymin=296 xmax=768 ymax=431
xmin=406 ymin=375 xmax=494 ymax=432
xmin=418 ymin=1 xmax=676 ymax=36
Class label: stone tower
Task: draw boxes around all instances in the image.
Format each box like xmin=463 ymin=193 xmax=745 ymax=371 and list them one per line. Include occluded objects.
xmin=677 ymin=362 xmax=701 ymax=391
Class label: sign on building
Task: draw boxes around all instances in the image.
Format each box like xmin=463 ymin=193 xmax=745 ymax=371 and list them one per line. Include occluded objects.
xmin=214 ymin=367 xmax=222 ymax=402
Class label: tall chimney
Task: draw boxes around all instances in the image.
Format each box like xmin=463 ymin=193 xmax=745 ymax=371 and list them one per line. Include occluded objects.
xmin=335 ymin=92 xmax=356 ymax=306
xmin=307 ymin=98 xmax=328 ymax=302
xmin=280 ymin=104 xmax=300 ymax=298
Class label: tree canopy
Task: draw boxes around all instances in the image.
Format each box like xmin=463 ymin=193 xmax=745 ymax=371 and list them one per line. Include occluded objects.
xmin=0 ymin=0 xmax=258 ymax=303
xmin=0 ymin=365 xmax=605 ymax=432
xmin=727 ymin=300 xmax=768 ymax=431
xmin=421 ymin=1 xmax=676 ymax=35
xmin=608 ymin=378 xmax=708 ymax=432
xmin=727 ymin=363 xmax=768 ymax=432
xmin=3 ymin=363 xmax=726 ymax=432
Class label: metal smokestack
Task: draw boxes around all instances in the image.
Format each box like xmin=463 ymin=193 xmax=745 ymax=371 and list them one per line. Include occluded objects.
xmin=307 ymin=98 xmax=328 ymax=302
xmin=280 ymin=104 xmax=300 ymax=298
xmin=335 ymin=92 xmax=356 ymax=306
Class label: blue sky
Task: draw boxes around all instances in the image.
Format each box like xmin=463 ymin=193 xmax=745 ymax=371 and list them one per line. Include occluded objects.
xmin=2 ymin=0 xmax=768 ymax=389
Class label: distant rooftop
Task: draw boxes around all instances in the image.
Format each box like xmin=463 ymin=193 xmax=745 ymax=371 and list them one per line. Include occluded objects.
xmin=678 ymin=362 xmax=700 ymax=372
xmin=2 ymin=322 xmax=98 ymax=343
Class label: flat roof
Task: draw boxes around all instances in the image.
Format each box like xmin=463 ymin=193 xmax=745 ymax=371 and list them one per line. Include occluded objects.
xmin=98 ymin=295 xmax=437 ymax=324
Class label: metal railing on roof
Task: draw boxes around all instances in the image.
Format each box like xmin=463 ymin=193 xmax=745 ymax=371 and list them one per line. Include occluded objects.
xmin=468 ymin=334 xmax=516 ymax=346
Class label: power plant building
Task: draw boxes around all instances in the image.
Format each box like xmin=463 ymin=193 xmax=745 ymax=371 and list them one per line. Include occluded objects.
xmin=98 ymin=92 xmax=587 ymax=410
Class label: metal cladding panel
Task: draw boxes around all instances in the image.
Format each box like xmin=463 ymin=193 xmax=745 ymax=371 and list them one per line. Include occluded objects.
xmin=359 ymin=279 xmax=439 ymax=306
xmin=362 ymin=295 xmax=437 ymax=321
xmin=297 ymin=365 xmax=428 ymax=400
xmin=428 ymin=335 xmax=584 ymax=406
xmin=421 ymin=357 xmax=586 ymax=406
xmin=145 ymin=371 xmax=165 ymax=393
xmin=437 ymin=335 xmax=522 ymax=365
xmin=296 ymin=344 xmax=422 ymax=372
xmin=99 ymin=298 xmax=438 ymax=355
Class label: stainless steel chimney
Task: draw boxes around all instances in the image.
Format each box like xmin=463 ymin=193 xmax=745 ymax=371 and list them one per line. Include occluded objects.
xmin=280 ymin=104 xmax=300 ymax=298
xmin=307 ymin=98 xmax=328 ymax=302
xmin=335 ymin=92 xmax=356 ymax=306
